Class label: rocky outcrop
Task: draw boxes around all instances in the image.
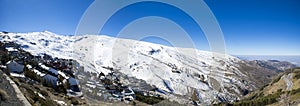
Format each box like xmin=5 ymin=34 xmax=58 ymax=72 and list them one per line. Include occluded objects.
xmin=0 ymin=70 xmax=31 ymax=106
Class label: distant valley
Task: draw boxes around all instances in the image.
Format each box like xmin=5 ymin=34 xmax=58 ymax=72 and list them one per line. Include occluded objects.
xmin=237 ymin=55 xmax=300 ymax=66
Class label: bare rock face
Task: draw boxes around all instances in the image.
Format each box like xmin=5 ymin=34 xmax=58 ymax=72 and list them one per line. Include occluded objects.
xmin=0 ymin=70 xmax=24 ymax=106
xmin=238 ymin=60 xmax=297 ymax=88
xmin=216 ymin=68 xmax=300 ymax=106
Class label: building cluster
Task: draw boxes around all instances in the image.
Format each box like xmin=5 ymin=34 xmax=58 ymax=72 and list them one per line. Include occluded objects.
xmin=0 ymin=39 xmax=166 ymax=104
xmin=99 ymin=71 xmax=136 ymax=103
xmin=0 ymin=41 xmax=83 ymax=97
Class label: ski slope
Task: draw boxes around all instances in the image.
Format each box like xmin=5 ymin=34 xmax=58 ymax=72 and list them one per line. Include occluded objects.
xmin=0 ymin=31 xmax=256 ymax=104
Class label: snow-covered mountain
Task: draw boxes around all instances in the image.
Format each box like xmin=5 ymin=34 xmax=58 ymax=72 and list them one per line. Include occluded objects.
xmin=0 ymin=31 xmax=260 ymax=104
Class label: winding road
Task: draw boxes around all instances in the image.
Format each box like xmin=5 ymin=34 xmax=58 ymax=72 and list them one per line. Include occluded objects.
xmin=283 ymin=73 xmax=293 ymax=91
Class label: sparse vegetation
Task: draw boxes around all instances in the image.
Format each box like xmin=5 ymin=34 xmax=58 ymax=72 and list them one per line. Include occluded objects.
xmin=215 ymin=68 xmax=300 ymax=106
xmin=24 ymin=66 xmax=42 ymax=82
xmin=135 ymin=92 xmax=164 ymax=105
xmin=0 ymin=89 xmax=9 ymax=101
xmin=40 ymin=90 xmax=49 ymax=97
xmin=272 ymin=75 xmax=282 ymax=84
xmin=293 ymin=69 xmax=300 ymax=79
xmin=25 ymin=87 xmax=39 ymax=103
xmin=235 ymin=92 xmax=280 ymax=106
xmin=39 ymin=99 xmax=57 ymax=106
xmin=288 ymin=88 xmax=300 ymax=95
xmin=70 ymin=97 xmax=79 ymax=105
xmin=155 ymin=99 xmax=185 ymax=106
xmin=215 ymin=90 xmax=281 ymax=106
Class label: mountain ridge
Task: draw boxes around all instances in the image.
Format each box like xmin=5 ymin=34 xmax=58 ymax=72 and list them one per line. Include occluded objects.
xmin=215 ymin=67 xmax=300 ymax=106
xmin=0 ymin=31 xmax=297 ymax=105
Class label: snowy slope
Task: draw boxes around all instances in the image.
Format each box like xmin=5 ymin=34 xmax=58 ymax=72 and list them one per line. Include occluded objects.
xmin=0 ymin=31 xmax=256 ymax=104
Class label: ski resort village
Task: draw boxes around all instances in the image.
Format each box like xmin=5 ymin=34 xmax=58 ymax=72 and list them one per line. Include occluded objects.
xmin=1 ymin=31 xmax=299 ymax=105
xmin=0 ymin=32 xmax=172 ymax=105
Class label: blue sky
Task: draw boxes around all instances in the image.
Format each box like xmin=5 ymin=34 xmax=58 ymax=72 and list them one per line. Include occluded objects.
xmin=0 ymin=0 xmax=299 ymax=55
